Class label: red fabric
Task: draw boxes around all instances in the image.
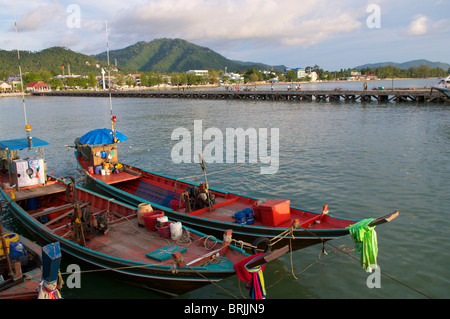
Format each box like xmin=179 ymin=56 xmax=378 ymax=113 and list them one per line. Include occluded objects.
xmin=233 ymin=253 xmax=265 ymax=283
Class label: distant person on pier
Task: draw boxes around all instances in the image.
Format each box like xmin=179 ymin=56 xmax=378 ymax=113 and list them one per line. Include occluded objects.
xmin=363 ymin=82 xmax=368 ymax=91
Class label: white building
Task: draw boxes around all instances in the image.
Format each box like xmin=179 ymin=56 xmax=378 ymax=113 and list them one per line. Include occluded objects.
xmin=186 ymin=70 xmax=209 ymax=77
xmin=222 ymin=72 xmax=243 ymax=82
xmin=309 ymin=71 xmax=318 ymax=82
xmin=286 ymin=68 xmax=318 ymax=81
xmin=293 ymin=68 xmax=307 ymax=79
xmin=0 ymin=81 xmax=12 ymax=91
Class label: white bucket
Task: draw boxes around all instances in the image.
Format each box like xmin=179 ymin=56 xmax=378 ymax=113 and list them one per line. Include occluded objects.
xmin=101 ymin=169 xmax=106 ymax=175
xmin=170 ymin=222 xmax=183 ymax=241
xmin=157 ymin=216 xmax=168 ymax=224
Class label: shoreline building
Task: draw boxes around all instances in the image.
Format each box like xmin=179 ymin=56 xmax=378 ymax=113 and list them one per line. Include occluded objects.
xmin=285 ymin=68 xmax=318 ymax=81
xmin=26 ymin=81 xmax=52 ymax=92
xmin=186 ymin=70 xmax=209 ymax=77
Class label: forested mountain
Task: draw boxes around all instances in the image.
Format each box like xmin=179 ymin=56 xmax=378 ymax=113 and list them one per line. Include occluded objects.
xmin=0 ymin=39 xmax=447 ymax=82
xmin=0 ymin=47 xmax=108 ymax=76
xmin=93 ymin=38 xmax=283 ymax=73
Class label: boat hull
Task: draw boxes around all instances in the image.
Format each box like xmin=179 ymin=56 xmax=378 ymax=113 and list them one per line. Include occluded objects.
xmin=433 ymin=86 xmax=450 ymax=98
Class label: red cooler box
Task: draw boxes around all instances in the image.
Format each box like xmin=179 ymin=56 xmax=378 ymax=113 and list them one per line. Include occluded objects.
xmin=259 ymin=199 xmax=291 ymax=226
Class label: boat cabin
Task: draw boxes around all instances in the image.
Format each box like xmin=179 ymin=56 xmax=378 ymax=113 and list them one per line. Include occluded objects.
xmin=75 ymin=138 xmax=120 ymax=174
xmin=0 ymin=137 xmax=49 ymax=191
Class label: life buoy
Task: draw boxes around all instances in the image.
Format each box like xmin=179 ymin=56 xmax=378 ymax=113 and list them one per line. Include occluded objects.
xmin=251 ymin=237 xmax=271 ymax=255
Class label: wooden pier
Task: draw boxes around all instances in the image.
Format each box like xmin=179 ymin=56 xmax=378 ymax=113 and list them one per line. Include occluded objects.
xmin=32 ymin=89 xmax=448 ymax=103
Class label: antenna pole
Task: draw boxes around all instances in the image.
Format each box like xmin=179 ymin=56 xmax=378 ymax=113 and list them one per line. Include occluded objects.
xmin=105 ymin=21 xmax=116 ymax=143
xmin=13 ymin=0 xmax=32 ymax=149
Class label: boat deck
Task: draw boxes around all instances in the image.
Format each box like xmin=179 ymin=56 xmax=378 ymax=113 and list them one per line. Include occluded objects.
xmin=77 ymin=157 xmax=142 ymax=185
xmin=1 ymin=180 xmax=67 ymax=201
xmin=84 ymin=218 xmax=233 ymax=267
xmin=92 ymin=171 xmax=142 ymax=185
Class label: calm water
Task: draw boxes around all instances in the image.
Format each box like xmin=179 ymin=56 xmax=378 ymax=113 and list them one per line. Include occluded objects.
xmin=0 ymin=79 xmax=448 ymax=299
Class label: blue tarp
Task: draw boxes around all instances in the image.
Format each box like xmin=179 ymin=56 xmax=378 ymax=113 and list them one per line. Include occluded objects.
xmin=0 ymin=137 xmax=50 ymax=151
xmin=79 ymin=128 xmax=127 ymax=145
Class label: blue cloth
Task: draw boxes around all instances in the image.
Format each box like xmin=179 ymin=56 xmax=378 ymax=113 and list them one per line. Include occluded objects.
xmin=133 ymin=180 xmax=180 ymax=207
xmin=79 ymin=128 xmax=127 ymax=145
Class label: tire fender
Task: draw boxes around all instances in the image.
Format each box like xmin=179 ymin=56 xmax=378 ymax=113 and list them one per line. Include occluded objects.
xmin=251 ymin=237 xmax=271 ymax=255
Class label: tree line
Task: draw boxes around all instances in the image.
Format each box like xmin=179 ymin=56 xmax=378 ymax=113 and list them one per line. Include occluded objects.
xmin=2 ymin=64 xmax=447 ymax=90
xmin=359 ymin=64 xmax=447 ymax=79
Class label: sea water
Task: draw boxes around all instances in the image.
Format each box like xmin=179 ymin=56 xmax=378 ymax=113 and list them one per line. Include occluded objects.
xmin=0 ymin=78 xmax=448 ymax=299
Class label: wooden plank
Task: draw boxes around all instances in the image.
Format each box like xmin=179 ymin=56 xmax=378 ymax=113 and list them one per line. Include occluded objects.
xmin=11 ymin=183 xmax=66 ymax=201
xmin=368 ymin=210 xmax=399 ymax=227
xmin=44 ymin=210 xmax=74 ymax=226
xmin=245 ymin=245 xmax=289 ymax=269
xmin=93 ymin=171 xmax=142 ymax=185
xmin=30 ymin=201 xmax=89 ymax=217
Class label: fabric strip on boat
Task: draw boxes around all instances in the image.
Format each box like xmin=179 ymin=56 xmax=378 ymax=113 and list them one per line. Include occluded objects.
xmin=133 ymin=180 xmax=180 ymax=207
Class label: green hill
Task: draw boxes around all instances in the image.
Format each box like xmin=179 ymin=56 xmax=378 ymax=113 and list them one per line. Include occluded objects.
xmin=0 ymin=47 xmax=108 ymax=76
xmin=354 ymin=59 xmax=450 ymax=71
xmin=93 ymin=38 xmax=284 ymax=73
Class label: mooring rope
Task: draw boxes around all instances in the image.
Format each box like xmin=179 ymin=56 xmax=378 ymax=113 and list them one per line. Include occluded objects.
xmin=172 ymin=163 xmax=247 ymax=193
xmin=230 ymin=220 xmax=432 ymax=299
xmin=289 ymin=225 xmax=433 ymax=299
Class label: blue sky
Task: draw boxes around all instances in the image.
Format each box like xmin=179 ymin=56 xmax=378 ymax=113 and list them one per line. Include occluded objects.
xmin=0 ymin=0 xmax=449 ymax=71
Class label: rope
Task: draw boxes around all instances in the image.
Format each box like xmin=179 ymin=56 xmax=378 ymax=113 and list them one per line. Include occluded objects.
xmin=175 ymin=163 xmax=247 ymax=183
xmin=57 ymin=242 xmax=240 ymax=299
xmin=288 ymin=225 xmax=433 ymax=299
xmin=172 ymin=163 xmax=247 ymax=193
xmin=226 ymin=220 xmax=432 ymax=299
xmin=318 ymin=238 xmax=432 ymax=299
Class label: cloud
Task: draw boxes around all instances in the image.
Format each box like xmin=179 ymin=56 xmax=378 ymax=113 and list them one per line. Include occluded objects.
xmin=14 ymin=2 xmax=65 ymax=32
xmin=407 ymin=14 xmax=450 ymax=36
xmin=408 ymin=15 xmax=428 ymax=35
xmin=111 ymin=0 xmax=363 ymax=48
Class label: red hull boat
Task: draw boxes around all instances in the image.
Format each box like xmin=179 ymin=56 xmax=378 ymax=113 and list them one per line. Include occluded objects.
xmin=74 ymin=139 xmax=398 ymax=254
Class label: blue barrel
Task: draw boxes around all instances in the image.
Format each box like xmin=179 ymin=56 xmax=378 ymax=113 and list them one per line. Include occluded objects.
xmin=233 ymin=211 xmax=247 ymax=224
xmin=42 ymin=242 xmax=62 ymax=283
xmin=9 ymin=241 xmax=26 ymax=259
xmin=243 ymin=208 xmax=255 ymax=225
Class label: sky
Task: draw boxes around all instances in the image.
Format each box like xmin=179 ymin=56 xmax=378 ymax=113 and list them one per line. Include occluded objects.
xmin=0 ymin=0 xmax=449 ymax=71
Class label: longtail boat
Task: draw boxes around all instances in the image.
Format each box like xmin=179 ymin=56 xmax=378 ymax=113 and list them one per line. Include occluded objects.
xmin=73 ymin=137 xmax=399 ymax=254
xmin=431 ymin=77 xmax=450 ymax=99
xmin=432 ymin=86 xmax=450 ymax=99
xmin=0 ymin=225 xmax=42 ymax=299
xmin=0 ymin=217 xmax=62 ymax=299
xmin=0 ymin=138 xmax=251 ymax=297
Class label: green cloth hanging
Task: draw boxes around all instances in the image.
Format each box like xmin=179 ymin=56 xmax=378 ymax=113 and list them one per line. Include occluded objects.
xmin=347 ymin=218 xmax=378 ymax=272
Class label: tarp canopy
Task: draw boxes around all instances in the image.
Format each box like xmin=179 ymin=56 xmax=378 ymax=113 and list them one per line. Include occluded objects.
xmin=79 ymin=128 xmax=127 ymax=145
xmin=0 ymin=137 xmax=50 ymax=151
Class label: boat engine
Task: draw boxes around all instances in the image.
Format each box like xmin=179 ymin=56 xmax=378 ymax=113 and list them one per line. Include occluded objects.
xmin=93 ymin=214 xmax=109 ymax=235
xmin=183 ymin=184 xmax=215 ymax=212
